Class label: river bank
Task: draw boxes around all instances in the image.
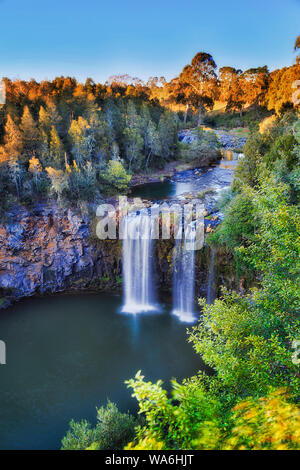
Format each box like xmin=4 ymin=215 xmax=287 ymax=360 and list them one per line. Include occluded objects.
xmin=130 ymin=127 xmax=246 ymax=187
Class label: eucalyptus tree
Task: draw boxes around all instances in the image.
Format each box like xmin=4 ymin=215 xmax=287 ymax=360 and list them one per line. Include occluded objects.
xmin=123 ymin=100 xmax=144 ymax=170
xmin=145 ymin=120 xmax=161 ymax=169
xmin=49 ymin=126 xmax=65 ymax=167
xmin=167 ymin=77 xmax=192 ymax=124
xmin=68 ymin=117 xmax=92 ymax=167
xmin=240 ymin=66 xmax=269 ymax=110
xmin=20 ymin=106 xmax=40 ymax=160
xmin=180 ymin=52 xmax=218 ymax=126
xmin=219 ymin=67 xmax=244 ymax=114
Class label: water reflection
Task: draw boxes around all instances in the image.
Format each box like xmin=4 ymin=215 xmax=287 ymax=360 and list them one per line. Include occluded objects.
xmin=130 ymin=153 xmax=242 ymax=202
xmin=219 ymin=150 xmax=243 ymax=170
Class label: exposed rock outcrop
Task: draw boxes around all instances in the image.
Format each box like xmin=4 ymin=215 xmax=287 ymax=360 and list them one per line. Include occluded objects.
xmin=0 ymin=203 xmax=122 ymax=304
xmin=178 ymin=128 xmax=247 ymax=150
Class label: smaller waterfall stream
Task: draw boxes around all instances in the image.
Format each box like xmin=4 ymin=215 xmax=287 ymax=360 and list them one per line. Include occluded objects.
xmin=172 ymin=223 xmax=197 ymax=323
xmin=121 ymin=211 xmax=157 ymax=314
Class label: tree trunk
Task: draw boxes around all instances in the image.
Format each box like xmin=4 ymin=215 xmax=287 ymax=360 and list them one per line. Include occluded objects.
xmin=183 ymin=104 xmax=189 ymax=125
xmin=146 ymin=150 xmax=152 ymax=171
xmin=198 ymin=103 xmax=203 ymax=127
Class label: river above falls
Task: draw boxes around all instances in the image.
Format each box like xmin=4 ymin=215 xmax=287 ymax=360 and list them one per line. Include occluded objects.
xmin=0 ymin=293 xmax=205 ymax=450
xmin=130 ymin=150 xmax=241 ymax=204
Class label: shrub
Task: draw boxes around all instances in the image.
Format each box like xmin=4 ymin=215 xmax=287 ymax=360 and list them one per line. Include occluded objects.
xmin=102 ymin=160 xmax=132 ymax=191
xmin=61 ymin=401 xmax=137 ymax=450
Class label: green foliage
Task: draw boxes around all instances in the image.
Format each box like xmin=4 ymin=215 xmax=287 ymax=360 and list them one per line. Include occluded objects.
xmin=194 ymin=389 xmax=300 ymax=450
xmin=233 ymin=132 xmax=266 ymax=189
xmin=211 ymin=190 xmax=257 ymax=250
xmin=189 ymin=291 xmax=299 ymax=398
xmin=244 ymin=177 xmax=300 ymax=323
xmin=123 ymin=126 xmax=144 ymax=170
xmin=203 ymin=174 xmax=300 ymax=397
xmin=61 ymin=401 xmax=137 ymax=450
xmin=102 ymin=160 xmax=131 ymax=191
xmin=179 ymin=128 xmax=221 ymax=163
xmin=204 ymin=106 xmax=271 ymax=130
xmin=233 ymin=112 xmax=299 ymax=192
xmin=65 ymin=161 xmax=99 ymax=201
xmin=220 ymin=390 xmax=300 ymax=450
xmin=126 ymin=371 xmax=221 ymax=450
xmin=124 ymin=114 xmax=300 ymax=451
xmin=126 ymin=375 xmax=300 ymax=450
xmin=61 ymin=419 xmax=98 ymax=450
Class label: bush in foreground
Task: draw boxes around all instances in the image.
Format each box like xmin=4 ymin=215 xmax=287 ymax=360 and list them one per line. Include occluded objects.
xmin=61 ymin=401 xmax=137 ymax=450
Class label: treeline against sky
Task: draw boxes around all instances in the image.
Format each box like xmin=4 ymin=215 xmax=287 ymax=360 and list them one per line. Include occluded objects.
xmin=0 ymin=52 xmax=299 ymax=206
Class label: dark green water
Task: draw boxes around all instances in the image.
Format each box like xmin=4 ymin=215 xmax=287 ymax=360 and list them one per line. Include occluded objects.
xmin=130 ymin=180 xmax=200 ymax=200
xmin=130 ymin=181 xmax=176 ymax=199
xmin=130 ymin=163 xmax=236 ymax=201
xmin=0 ymin=293 xmax=204 ymax=450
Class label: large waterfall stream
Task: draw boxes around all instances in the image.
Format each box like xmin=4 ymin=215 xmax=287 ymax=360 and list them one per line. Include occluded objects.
xmin=121 ymin=211 xmax=157 ymax=314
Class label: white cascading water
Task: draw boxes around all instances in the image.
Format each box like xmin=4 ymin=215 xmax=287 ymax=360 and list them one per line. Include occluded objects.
xmin=121 ymin=210 xmax=157 ymax=314
xmin=172 ymin=223 xmax=197 ymax=323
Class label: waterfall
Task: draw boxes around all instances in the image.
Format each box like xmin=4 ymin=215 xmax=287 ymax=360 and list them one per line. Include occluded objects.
xmin=207 ymin=248 xmax=216 ymax=304
xmin=121 ymin=210 xmax=157 ymax=314
xmin=172 ymin=223 xmax=197 ymax=323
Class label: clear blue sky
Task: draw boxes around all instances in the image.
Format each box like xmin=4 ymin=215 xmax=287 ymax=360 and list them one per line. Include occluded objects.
xmin=0 ymin=0 xmax=299 ymax=83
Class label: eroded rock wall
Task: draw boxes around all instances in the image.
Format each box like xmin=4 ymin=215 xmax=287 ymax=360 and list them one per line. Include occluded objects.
xmin=0 ymin=204 xmax=122 ymax=302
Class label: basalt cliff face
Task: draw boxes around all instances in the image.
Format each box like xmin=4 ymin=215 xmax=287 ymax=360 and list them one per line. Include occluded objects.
xmin=0 ymin=204 xmax=122 ymax=305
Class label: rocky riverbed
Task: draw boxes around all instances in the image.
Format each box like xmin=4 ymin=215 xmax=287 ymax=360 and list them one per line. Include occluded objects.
xmin=178 ymin=128 xmax=247 ymax=150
